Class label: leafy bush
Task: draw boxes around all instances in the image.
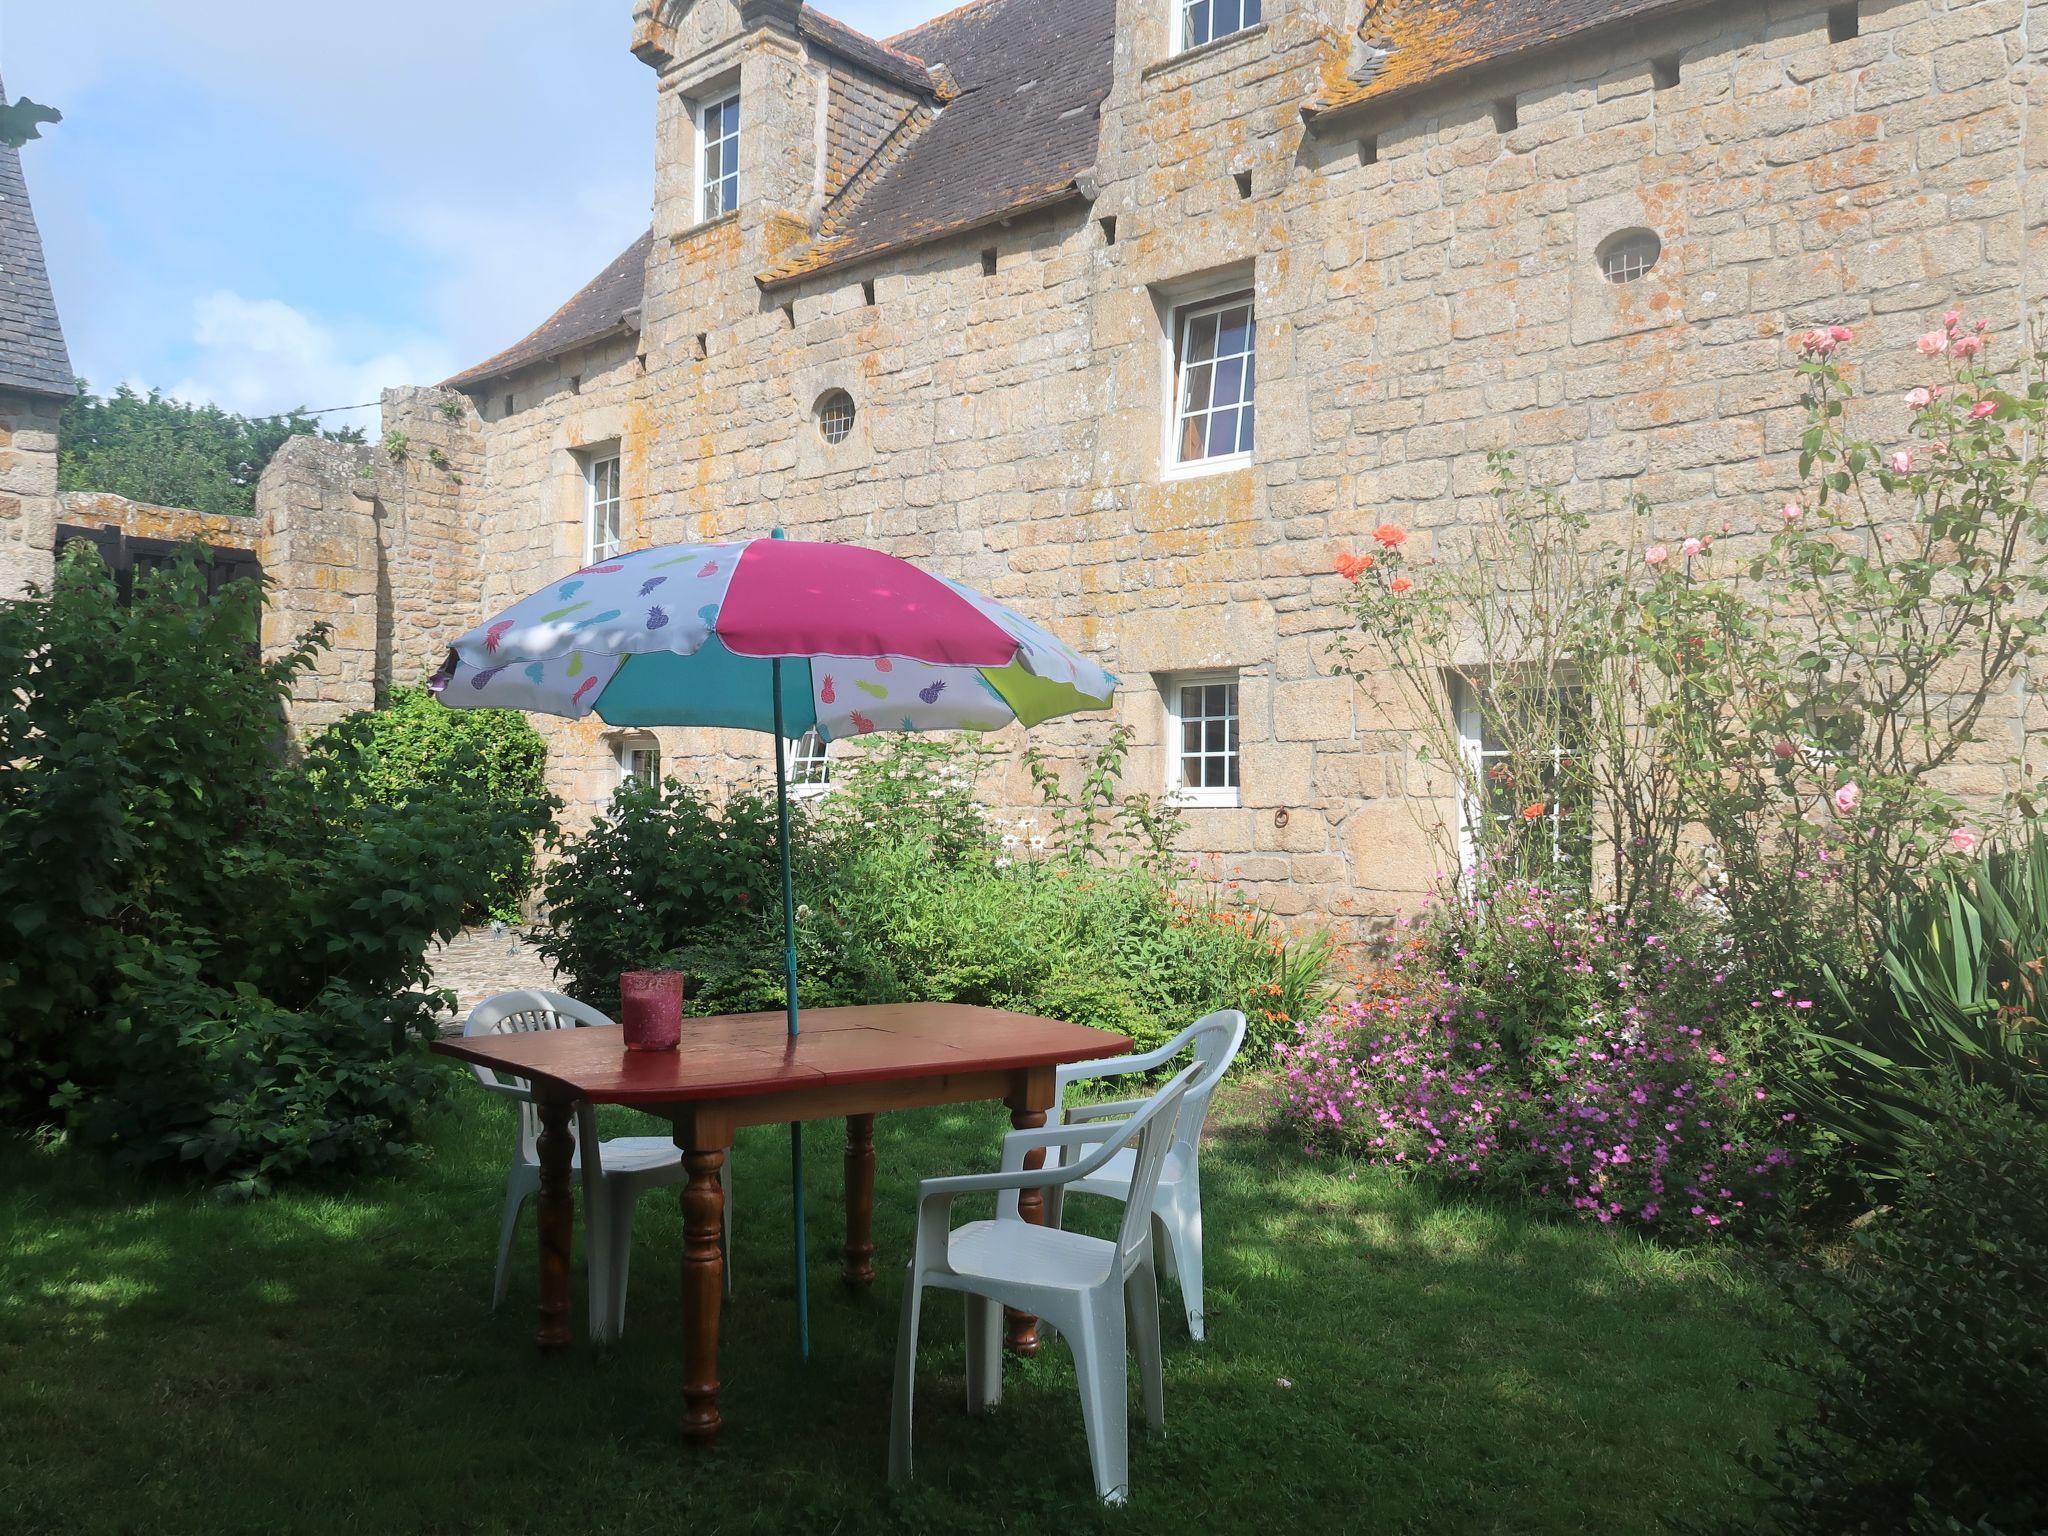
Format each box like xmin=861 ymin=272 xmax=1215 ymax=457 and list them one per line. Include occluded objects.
xmin=1812 ymin=827 xmax=2048 ymax=1180
xmin=315 ymin=683 xmax=549 ymax=919
xmin=1273 ymin=882 xmax=1799 ymax=1240
xmin=0 ymin=543 xmax=549 ymax=1194
xmin=1736 ymin=1078 xmax=2048 ymax=1535
xmin=538 ymin=733 xmax=1336 ymax=1059
xmin=59 ymin=381 xmax=365 ymax=516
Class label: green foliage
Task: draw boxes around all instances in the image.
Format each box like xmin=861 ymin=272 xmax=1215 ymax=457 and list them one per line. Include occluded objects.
xmin=313 ymin=684 xmax=550 ymax=920
xmin=539 ymin=734 xmax=1335 ymax=1063
xmin=58 ymin=382 xmax=366 ymax=518
xmin=1738 ymin=1078 xmax=2048 ymax=1536
xmin=0 ymin=543 xmax=546 ymax=1194
xmin=1812 ymin=828 xmax=2048 ymax=1180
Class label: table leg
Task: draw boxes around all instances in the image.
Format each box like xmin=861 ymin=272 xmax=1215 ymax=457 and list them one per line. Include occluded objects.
xmin=844 ymin=1113 xmax=876 ymax=1286
xmin=534 ymin=1097 xmax=575 ymax=1352
xmin=1004 ymin=1103 xmax=1048 ymax=1356
xmin=680 ymin=1145 xmax=728 ymax=1444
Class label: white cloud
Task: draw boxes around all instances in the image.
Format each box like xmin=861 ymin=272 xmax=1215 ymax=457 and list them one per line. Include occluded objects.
xmin=164 ymin=291 xmax=460 ymax=434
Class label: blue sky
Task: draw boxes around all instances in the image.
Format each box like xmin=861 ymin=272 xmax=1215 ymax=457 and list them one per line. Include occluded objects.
xmin=3 ymin=0 xmax=934 ymax=431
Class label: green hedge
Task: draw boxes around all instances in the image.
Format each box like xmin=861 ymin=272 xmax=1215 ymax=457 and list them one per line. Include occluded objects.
xmin=315 ymin=684 xmax=549 ymax=920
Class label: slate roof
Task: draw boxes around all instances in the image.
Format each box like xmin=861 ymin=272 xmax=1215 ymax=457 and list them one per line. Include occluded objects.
xmin=0 ymin=74 xmax=75 ymax=399
xmin=1304 ymin=0 xmax=1709 ymax=122
xmin=798 ymin=6 xmax=939 ymax=96
xmin=759 ymin=0 xmax=1115 ymax=286
xmin=443 ymin=229 xmax=651 ymax=390
xmin=452 ymin=0 xmax=1712 ymax=381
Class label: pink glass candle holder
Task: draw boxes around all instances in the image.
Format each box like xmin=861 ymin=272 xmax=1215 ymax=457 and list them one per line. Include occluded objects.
xmin=619 ymin=970 xmax=683 ymax=1052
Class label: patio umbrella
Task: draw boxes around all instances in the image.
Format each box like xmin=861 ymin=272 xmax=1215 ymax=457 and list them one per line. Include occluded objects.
xmin=429 ymin=532 xmax=1117 ymax=1357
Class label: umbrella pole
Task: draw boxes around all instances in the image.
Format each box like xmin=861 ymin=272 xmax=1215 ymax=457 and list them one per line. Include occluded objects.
xmin=771 ymin=656 xmax=810 ymax=1362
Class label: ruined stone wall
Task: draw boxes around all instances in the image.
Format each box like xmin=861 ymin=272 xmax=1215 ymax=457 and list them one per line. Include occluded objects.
xmin=0 ymin=390 xmax=63 ymax=599
xmin=254 ymin=437 xmax=380 ymax=733
xmin=425 ymin=0 xmax=2047 ymax=927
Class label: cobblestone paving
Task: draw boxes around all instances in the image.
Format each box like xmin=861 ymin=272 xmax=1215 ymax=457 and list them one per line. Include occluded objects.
xmin=426 ymin=926 xmax=560 ymax=1030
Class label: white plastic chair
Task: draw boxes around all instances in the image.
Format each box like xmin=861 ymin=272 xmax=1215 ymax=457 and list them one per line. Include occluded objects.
xmin=461 ymin=988 xmax=730 ymax=1342
xmin=889 ymin=1061 xmax=1200 ymax=1506
xmin=1034 ymin=1010 xmax=1246 ymax=1341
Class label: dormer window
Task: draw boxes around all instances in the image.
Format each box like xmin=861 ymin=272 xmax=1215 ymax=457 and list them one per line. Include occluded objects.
xmin=699 ymin=90 xmax=740 ymax=221
xmin=1181 ymin=0 xmax=1261 ymax=53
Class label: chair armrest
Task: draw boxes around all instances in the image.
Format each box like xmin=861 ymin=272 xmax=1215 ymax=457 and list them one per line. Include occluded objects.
xmin=470 ymin=1075 xmax=536 ymax=1104
xmin=1060 ymin=1096 xmax=1150 ymax=1126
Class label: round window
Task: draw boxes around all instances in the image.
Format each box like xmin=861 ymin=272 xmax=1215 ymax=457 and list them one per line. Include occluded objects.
xmin=815 ymin=389 xmax=856 ymax=445
xmin=1597 ymin=227 xmax=1662 ymax=284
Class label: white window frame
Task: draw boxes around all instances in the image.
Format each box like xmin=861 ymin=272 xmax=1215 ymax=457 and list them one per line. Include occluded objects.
xmin=784 ymin=728 xmax=832 ymax=799
xmin=1179 ymin=0 xmax=1263 ymax=54
xmin=616 ymin=733 xmax=661 ymax=793
xmin=1452 ymin=674 xmax=1588 ymax=881
xmin=584 ymin=452 xmax=622 ymax=565
xmin=1163 ymin=287 xmax=1256 ymax=480
xmin=1163 ymin=670 xmax=1241 ymax=808
xmin=697 ymin=89 xmax=740 ymax=223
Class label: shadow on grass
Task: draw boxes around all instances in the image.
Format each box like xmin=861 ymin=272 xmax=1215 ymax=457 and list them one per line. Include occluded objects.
xmin=0 ymin=1066 xmax=1797 ymax=1536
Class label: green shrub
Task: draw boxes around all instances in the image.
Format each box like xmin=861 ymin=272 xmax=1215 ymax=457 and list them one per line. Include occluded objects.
xmin=539 ymin=735 xmax=1336 ymax=1060
xmin=0 ymin=543 xmax=550 ymax=1195
xmin=314 ymin=683 xmax=549 ymax=919
xmin=1737 ymin=1077 xmax=2048 ymax=1535
xmin=1814 ymin=828 xmax=2048 ymax=1182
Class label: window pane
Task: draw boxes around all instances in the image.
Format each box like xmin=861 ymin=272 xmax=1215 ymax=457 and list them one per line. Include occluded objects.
xmin=1204 ymin=718 xmax=1226 ymax=752
xmin=1181 ymin=361 xmax=1214 ymax=415
xmin=1244 ymin=0 xmax=1261 ymax=25
xmin=1186 ymin=0 xmax=1211 ymax=48
xmin=1217 ymin=0 xmax=1243 ymax=34
xmin=1179 ymin=414 xmax=1207 ymax=463
xmin=1182 ymin=719 xmax=1202 ymax=753
xmin=1212 ymin=355 xmax=1245 ymax=409
xmin=1185 ymin=313 xmax=1218 ymax=366
xmin=1240 ymin=403 xmax=1255 ymax=452
xmin=1207 ymin=408 xmax=1240 ymax=458
xmin=1216 ymin=305 xmax=1251 ymax=357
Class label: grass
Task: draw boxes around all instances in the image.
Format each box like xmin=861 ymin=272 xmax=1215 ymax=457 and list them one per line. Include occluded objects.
xmin=0 ymin=1069 xmax=1798 ymax=1535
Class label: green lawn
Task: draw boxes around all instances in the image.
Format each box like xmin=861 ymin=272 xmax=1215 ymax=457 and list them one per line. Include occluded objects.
xmin=1 ymin=1070 xmax=1797 ymax=1534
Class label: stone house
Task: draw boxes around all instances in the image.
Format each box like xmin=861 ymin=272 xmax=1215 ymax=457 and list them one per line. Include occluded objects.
xmin=25 ymin=1 xmax=2048 ymax=929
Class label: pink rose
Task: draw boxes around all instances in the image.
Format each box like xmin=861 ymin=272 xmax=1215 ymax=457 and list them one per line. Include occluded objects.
xmin=1943 ymin=309 xmax=1962 ymax=332
xmin=1781 ymin=502 xmax=1803 ymax=523
xmin=1904 ymin=387 xmax=1934 ymax=409
xmin=1889 ymin=450 xmax=1913 ymax=473
xmin=1681 ymin=536 xmax=1705 ymax=558
xmin=1969 ymin=400 xmax=1997 ymax=420
xmin=1771 ymin=739 xmax=1797 ymax=762
xmin=1645 ymin=544 xmax=1669 ymax=566
xmin=1948 ymin=827 xmax=1979 ymax=856
xmin=1951 ymin=334 xmax=1984 ymax=359
xmin=1833 ymin=782 xmax=1862 ymax=815
xmin=1917 ymin=331 xmax=1949 ymax=356
xmin=1828 ymin=325 xmax=1854 ymax=343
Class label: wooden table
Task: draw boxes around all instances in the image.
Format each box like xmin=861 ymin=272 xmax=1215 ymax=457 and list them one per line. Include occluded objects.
xmin=432 ymin=1001 xmax=1129 ymax=1443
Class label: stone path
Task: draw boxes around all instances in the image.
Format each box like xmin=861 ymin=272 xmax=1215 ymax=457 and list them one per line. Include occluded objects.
xmin=426 ymin=925 xmax=561 ymax=1030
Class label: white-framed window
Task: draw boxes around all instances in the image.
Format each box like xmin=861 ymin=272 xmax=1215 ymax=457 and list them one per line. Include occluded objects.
xmin=1180 ymin=0 xmax=1262 ymax=52
xmin=784 ymin=728 xmax=831 ymax=797
xmin=1169 ymin=291 xmax=1256 ymax=474
xmin=1452 ymin=674 xmax=1590 ymax=885
xmin=617 ymin=734 xmax=661 ymax=792
xmin=1164 ymin=670 xmax=1240 ymax=807
xmin=585 ymin=453 xmax=622 ymax=564
xmin=698 ymin=90 xmax=740 ymax=221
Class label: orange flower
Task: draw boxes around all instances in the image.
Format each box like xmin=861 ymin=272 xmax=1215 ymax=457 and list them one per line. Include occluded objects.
xmin=1520 ymin=801 xmax=1546 ymax=821
xmin=1373 ymin=523 xmax=1408 ymax=549
xmin=1389 ymin=576 xmax=1413 ymax=594
xmin=1332 ymin=551 xmax=1375 ymax=582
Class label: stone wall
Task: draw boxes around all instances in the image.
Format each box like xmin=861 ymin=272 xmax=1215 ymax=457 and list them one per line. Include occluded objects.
xmin=386 ymin=0 xmax=2048 ymax=929
xmin=0 ymin=390 xmax=63 ymax=599
xmin=254 ymin=437 xmax=380 ymax=733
